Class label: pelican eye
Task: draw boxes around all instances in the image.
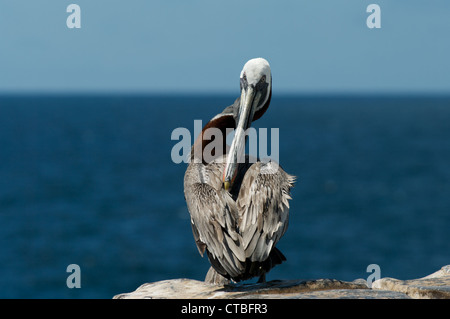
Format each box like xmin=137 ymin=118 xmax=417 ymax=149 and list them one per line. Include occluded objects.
xmin=241 ymin=73 xmax=248 ymax=90
xmin=260 ymin=75 xmax=266 ymax=83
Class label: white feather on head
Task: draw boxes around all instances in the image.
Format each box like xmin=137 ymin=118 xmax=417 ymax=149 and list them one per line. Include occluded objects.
xmin=240 ymin=58 xmax=271 ymax=85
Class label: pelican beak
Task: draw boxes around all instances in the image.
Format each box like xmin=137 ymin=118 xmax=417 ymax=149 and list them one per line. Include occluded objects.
xmin=223 ymin=86 xmax=261 ymax=190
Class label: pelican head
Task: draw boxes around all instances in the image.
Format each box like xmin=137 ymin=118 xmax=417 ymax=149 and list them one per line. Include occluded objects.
xmin=223 ymin=58 xmax=272 ymax=191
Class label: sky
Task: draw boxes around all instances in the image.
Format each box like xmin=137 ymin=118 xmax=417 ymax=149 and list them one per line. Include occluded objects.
xmin=0 ymin=0 xmax=449 ymax=94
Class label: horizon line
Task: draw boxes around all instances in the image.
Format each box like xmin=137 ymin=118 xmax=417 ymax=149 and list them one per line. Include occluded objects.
xmin=1 ymin=89 xmax=450 ymax=98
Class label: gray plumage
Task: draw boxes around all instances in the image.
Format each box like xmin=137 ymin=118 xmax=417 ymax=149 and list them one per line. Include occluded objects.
xmin=184 ymin=154 xmax=295 ymax=283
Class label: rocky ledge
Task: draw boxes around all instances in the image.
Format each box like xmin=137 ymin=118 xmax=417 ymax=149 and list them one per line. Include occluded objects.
xmin=114 ymin=265 xmax=450 ymax=299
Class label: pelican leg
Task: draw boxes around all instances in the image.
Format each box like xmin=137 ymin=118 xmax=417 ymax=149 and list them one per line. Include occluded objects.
xmin=205 ymin=267 xmax=231 ymax=285
xmin=257 ymin=273 xmax=266 ymax=283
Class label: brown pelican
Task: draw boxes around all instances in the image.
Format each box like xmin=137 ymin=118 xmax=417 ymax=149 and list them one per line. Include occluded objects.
xmin=184 ymin=58 xmax=295 ymax=284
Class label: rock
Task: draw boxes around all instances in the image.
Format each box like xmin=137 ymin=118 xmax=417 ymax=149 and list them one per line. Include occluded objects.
xmin=372 ymin=265 xmax=450 ymax=299
xmin=113 ymin=265 xmax=450 ymax=299
xmin=114 ymin=278 xmax=407 ymax=299
xmin=278 ymin=289 xmax=409 ymax=299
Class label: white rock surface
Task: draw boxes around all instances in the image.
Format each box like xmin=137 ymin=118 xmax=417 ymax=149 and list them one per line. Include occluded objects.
xmin=372 ymin=265 xmax=450 ymax=299
xmin=114 ymin=265 xmax=450 ymax=299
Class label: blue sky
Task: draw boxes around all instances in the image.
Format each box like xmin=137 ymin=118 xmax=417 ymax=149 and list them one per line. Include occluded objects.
xmin=0 ymin=0 xmax=449 ymax=94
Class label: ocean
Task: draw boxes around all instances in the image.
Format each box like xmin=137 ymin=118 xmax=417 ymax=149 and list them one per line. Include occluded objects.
xmin=0 ymin=94 xmax=449 ymax=298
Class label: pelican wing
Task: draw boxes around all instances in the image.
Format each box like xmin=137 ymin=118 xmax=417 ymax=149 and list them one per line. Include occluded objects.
xmin=236 ymin=161 xmax=295 ymax=262
xmin=184 ymin=162 xmax=245 ymax=278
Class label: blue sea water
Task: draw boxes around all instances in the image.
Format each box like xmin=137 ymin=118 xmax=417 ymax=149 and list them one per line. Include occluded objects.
xmin=0 ymin=94 xmax=449 ymax=298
